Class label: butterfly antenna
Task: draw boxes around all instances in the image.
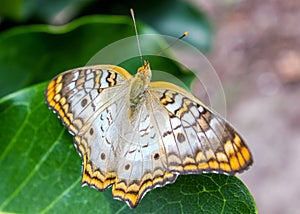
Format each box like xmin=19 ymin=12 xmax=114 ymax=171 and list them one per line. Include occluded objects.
xmin=158 ymin=31 xmax=189 ymax=55
xmin=130 ymin=8 xmax=143 ymax=65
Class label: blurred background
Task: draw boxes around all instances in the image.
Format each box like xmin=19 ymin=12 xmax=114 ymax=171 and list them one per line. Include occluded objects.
xmin=1 ymin=0 xmax=299 ymax=213
xmin=196 ymin=1 xmax=300 ymax=214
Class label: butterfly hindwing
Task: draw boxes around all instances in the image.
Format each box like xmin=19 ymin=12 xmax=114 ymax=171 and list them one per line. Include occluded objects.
xmin=109 ymin=99 xmax=178 ymax=208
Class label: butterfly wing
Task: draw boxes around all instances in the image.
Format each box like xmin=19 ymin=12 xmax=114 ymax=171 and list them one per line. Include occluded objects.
xmin=46 ymin=65 xmax=177 ymax=208
xmin=109 ymin=100 xmax=177 ymax=208
xmin=45 ymin=65 xmax=136 ymax=194
xmin=46 ymin=65 xmax=132 ymax=135
xmin=149 ymin=81 xmax=253 ymax=174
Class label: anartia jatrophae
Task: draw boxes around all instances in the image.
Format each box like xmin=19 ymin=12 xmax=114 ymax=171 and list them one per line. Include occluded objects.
xmin=45 ymin=61 xmax=252 ymax=208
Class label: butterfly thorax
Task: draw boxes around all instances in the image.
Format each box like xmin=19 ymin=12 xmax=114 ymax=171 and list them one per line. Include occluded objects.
xmin=128 ymin=61 xmax=152 ymax=118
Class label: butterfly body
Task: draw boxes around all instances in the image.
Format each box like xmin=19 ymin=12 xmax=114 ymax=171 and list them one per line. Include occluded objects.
xmin=45 ymin=61 xmax=252 ymax=208
xmin=128 ymin=61 xmax=151 ymax=117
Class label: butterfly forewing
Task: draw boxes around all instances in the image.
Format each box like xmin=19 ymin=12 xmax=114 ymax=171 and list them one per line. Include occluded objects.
xmin=149 ymin=81 xmax=253 ymax=174
xmin=46 ymin=65 xmax=132 ymax=135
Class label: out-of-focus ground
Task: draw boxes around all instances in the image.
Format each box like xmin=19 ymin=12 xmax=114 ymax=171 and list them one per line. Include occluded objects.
xmin=190 ymin=0 xmax=300 ymax=213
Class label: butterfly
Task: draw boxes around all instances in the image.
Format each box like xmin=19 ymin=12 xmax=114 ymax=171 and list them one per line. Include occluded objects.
xmin=45 ymin=60 xmax=253 ymax=208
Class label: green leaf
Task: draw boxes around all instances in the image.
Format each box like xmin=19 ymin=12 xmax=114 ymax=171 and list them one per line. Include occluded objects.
xmin=0 ymin=15 xmax=134 ymax=97
xmin=0 ymin=82 xmax=256 ymax=213
xmin=0 ymin=14 xmax=195 ymax=98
